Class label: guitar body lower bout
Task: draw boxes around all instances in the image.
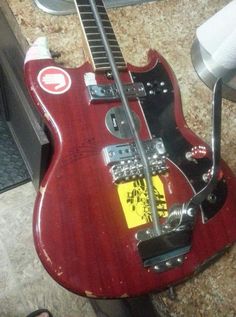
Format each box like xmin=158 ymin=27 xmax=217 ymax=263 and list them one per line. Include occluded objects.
xmin=25 ymin=49 xmax=236 ymax=298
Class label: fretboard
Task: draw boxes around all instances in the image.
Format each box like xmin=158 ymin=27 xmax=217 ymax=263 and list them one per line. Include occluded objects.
xmin=75 ymin=0 xmax=126 ymax=71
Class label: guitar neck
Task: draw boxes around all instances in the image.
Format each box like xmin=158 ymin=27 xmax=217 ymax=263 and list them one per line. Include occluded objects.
xmin=75 ymin=0 xmax=126 ymax=71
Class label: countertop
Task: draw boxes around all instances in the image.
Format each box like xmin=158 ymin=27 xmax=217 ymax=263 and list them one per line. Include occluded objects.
xmin=1 ymin=0 xmax=236 ymax=316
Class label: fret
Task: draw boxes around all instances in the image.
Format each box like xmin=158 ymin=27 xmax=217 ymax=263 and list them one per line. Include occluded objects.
xmin=75 ymin=0 xmax=126 ymax=71
xmin=89 ymin=45 xmax=120 ymax=49
xmin=93 ymin=56 xmax=123 ymax=63
xmin=83 ymin=23 xmax=112 ymax=30
xmin=90 ymin=45 xmax=122 ymax=50
xmin=88 ymin=39 xmax=119 ymax=45
xmin=78 ymin=8 xmax=106 ymax=15
xmin=80 ymin=13 xmax=107 ymax=18
xmin=89 ymin=38 xmax=117 ymax=42
xmin=82 ymin=19 xmax=110 ymax=24
xmin=92 ymin=53 xmax=125 ymax=60
xmin=94 ymin=62 xmax=126 ymax=67
xmin=93 ymin=52 xmax=123 ymax=59
xmin=90 ymin=49 xmax=123 ymax=57
xmin=92 ymin=53 xmax=123 ymax=60
xmin=86 ymin=33 xmax=117 ymax=40
xmin=89 ymin=47 xmax=122 ymax=54
xmin=92 ymin=55 xmax=124 ymax=61
xmin=87 ymin=32 xmax=117 ymax=42
xmin=84 ymin=26 xmax=113 ymax=30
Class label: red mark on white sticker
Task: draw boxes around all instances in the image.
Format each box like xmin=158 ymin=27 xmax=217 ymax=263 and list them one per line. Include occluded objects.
xmin=37 ymin=66 xmax=71 ymax=94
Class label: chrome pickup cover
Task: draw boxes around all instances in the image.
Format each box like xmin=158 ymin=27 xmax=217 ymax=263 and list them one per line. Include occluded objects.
xmin=87 ymin=82 xmax=146 ymax=102
xmin=103 ymin=138 xmax=168 ymax=183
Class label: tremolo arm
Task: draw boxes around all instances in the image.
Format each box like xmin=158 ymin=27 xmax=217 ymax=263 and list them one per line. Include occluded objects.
xmin=138 ymin=79 xmax=223 ymax=272
xmin=165 ymin=78 xmax=222 ymax=231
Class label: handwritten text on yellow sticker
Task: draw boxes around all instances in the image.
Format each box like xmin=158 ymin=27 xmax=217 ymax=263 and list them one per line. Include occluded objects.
xmin=118 ymin=176 xmax=168 ymax=229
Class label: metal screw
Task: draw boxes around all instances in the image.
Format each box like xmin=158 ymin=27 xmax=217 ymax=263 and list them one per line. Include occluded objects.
xmin=154 ymin=265 xmax=160 ymax=271
xmin=106 ymin=70 xmax=113 ymax=79
xmin=207 ymin=193 xmax=217 ymax=204
xmin=202 ymin=173 xmax=209 ymax=183
xmin=146 ymin=229 xmax=151 ymax=235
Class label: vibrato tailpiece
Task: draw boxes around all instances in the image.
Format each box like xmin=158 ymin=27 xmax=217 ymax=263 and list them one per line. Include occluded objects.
xmin=137 ymin=78 xmax=223 ymax=272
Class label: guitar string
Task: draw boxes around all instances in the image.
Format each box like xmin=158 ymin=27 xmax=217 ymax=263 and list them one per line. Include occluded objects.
xmin=75 ymin=1 xmax=125 ymax=70
xmin=74 ymin=0 xmax=162 ymax=236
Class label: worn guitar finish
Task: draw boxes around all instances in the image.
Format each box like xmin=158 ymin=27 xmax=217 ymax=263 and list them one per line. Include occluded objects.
xmin=25 ymin=49 xmax=236 ymax=298
xmin=24 ymin=0 xmax=236 ymax=299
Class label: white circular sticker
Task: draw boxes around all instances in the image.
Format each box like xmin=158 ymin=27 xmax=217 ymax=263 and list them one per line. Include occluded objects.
xmin=37 ymin=66 xmax=72 ymax=95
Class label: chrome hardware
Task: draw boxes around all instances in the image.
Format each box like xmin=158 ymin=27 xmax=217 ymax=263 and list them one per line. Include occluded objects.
xmin=165 ymin=79 xmax=223 ymax=231
xmin=202 ymin=169 xmax=212 ymax=183
xmin=135 ymin=227 xmax=156 ymax=241
xmin=106 ymin=70 xmax=113 ymax=79
xmin=103 ymin=138 xmax=166 ymax=165
xmin=103 ymin=138 xmax=168 ymax=183
xmin=137 ymin=229 xmax=191 ymax=271
xmin=163 ymin=203 xmax=196 ymax=232
xmin=109 ymin=152 xmax=167 ymax=183
xmin=207 ymin=193 xmax=217 ymax=204
xmin=189 ymin=79 xmax=222 ymax=207
xmin=87 ymin=82 xmax=146 ymax=102
xmin=152 ymin=255 xmax=185 ymax=272
xmin=136 ymin=80 xmax=223 ymax=273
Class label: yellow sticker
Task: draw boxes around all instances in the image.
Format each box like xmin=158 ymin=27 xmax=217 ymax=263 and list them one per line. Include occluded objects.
xmin=118 ymin=176 xmax=168 ymax=229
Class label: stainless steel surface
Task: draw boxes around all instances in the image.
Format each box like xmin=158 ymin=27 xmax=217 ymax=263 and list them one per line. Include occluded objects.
xmin=34 ymin=0 xmax=156 ymax=15
xmin=191 ymin=38 xmax=236 ymax=102
xmin=34 ymin=0 xmax=76 ymax=15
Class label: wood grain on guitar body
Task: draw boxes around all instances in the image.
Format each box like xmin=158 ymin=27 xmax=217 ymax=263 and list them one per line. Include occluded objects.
xmin=24 ymin=0 xmax=236 ymax=298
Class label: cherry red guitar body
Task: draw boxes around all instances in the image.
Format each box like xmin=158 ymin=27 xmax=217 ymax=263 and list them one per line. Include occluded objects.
xmin=24 ymin=46 xmax=236 ymax=298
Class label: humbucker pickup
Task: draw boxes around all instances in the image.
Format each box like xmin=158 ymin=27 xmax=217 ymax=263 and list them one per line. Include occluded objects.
xmin=87 ymin=82 xmax=146 ymax=102
xmin=103 ymin=138 xmax=168 ymax=183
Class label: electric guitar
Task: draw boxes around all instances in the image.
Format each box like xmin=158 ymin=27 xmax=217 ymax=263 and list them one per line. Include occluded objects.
xmin=24 ymin=0 xmax=236 ymax=298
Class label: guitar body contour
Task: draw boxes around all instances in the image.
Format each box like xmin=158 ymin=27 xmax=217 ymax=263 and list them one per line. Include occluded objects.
xmin=25 ymin=48 xmax=236 ymax=298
